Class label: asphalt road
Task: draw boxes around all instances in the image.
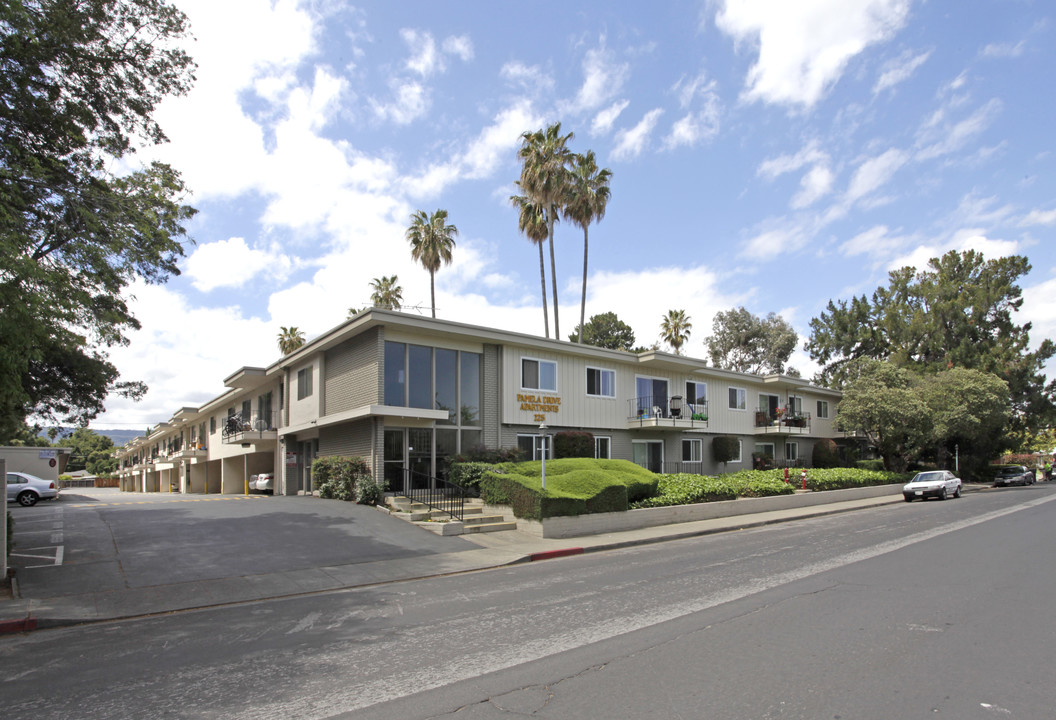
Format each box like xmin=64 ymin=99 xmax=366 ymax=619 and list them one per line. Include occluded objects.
xmin=2 ymin=484 xmax=1055 ymax=719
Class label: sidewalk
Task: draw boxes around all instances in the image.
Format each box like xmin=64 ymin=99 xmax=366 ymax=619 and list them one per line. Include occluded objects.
xmin=0 ymin=486 xmax=987 ymax=634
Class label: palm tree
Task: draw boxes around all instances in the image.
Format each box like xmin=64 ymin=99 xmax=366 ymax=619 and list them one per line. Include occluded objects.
xmin=369 ymin=275 xmax=403 ymax=310
xmin=510 ymin=192 xmax=555 ymax=338
xmin=563 ymin=150 xmax=612 ymax=344
xmin=277 ymin=326 xmax=305 ymax=355
xmin=406 ymin=209 xmax=458 ymax=318
xmin=660 ymin=310 xmax=692 ymax=355
xmin=517 ymin=122 xmax=574 ymax=339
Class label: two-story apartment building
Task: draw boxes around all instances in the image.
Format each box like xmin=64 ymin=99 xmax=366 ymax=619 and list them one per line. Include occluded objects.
xmin=117 ymin=309 xmax=842 ymax=495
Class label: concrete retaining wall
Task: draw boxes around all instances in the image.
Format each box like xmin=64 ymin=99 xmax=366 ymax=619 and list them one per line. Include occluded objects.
xmin=515 ymin=484 xmax=903 ymax=539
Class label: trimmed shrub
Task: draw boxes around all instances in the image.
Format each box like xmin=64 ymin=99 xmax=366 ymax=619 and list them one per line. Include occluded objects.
xmin=447 ymin=461 xmax=494 ymax=494
xmin=355 ymin=475 xmax=387 ymax=505
xmin=712 ymin=436 xmax=740 ymax=468
xmin=812 ymin=439 xmax=841 ymax=468
xmin=451 ymin=446 xmax=523 ymax=464
xmin=553 ymin=430 xmax=594 ymax=459
xmin=855 ymin=459 xmax=885 ymax=472
xmin=313 ymin=456 xmax=371 ymax=501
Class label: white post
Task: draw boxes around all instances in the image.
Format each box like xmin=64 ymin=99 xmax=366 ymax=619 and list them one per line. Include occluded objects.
xmin=1 ymin=458 xmax=7 ymax=581
xmin=539 ymin=423 xmax=547 ymax=490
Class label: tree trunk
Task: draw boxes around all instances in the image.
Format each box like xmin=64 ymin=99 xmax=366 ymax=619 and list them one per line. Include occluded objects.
xmin=538 ymin=242 xmax=549 ymax=338
xmin=548 ymin=216 xmax=559 ymax=339
xmin=579 ymin=225 xmax=588 ymax=344
xmin=430 ymin=270 xmax=436 ymax=318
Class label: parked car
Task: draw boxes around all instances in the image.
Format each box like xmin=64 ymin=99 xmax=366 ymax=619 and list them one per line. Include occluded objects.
xmin=250 ymin=473 xmax=273 ymax=493
xmin=6 ymin=471 xmax=60 ymax=507
xmin=903 ymin=470 xmax=962 ymax=502
xmin=992 ymin=465 xmax=1035 ymax=487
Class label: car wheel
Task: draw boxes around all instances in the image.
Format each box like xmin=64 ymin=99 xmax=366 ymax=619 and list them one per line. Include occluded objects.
xmin=939 ymin=488 xmax=947 ymax=501
xmin=953 ymin=485 xmax=961 ymax=498
xmin=904 ymin=495 xmax=913 ymax=502
xmin=17 ymin=491 xmax=38 ymax=507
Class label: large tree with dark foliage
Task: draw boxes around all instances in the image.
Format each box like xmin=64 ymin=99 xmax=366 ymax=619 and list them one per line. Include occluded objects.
xmin=569 ymin=311 xmax=636 ymax=351
xmin=706 ymin=307 xmax=798 ymax=375
xmin=0 ymin=0 xmax=197 ymax=440
xmin=809 ymin=250 xmax=1054 ymax=450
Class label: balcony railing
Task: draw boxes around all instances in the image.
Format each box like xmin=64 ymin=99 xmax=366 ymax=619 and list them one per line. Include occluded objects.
xmin=222 ymin=410 xmax=280 ymax=443
xmin=754 ymin=408 xmax=812 ymax=433
xmin=396 ymin=468 xmax=467 ymax=521
xmin=627 ymin=396 xmax=709 ymax=428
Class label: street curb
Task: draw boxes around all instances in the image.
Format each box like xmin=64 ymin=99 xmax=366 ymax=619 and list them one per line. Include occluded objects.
xmin=0 ymin=616 xmax=36 ymax=634
xmin=529 ymin=547 xmax=584 ymax=561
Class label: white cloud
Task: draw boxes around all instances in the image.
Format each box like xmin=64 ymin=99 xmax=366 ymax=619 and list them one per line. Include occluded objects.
xmin=845 ymin=148 xmax=908 ymax=204
xmin=791 ymin=164 xmax=835 ymax=208
xmin=564 ymin=40 xmax=629 ymax=114
xmin=500 ymin=62 xmax=554 ymax=94
xmin=661 ymin=73 xmax=721 ymax=150
xmin=739 ymin=224 xmax=810 ymax=259
xmin=982 ymin=40 xmax=1025 ymax=58
xmin=874 ymin=49 xmax=931 ymax=94
xmin=715 ymin=0 xmax=912 ymax=108
xmin=757 ymin=141 xmax=828 ymax=180
xmin=370 ymin=78 xmax=429 ymax=125
xmin=401 ymin=28 xmax=442 ymax=77
xmin=839 ymin=225 xmax=906 ymax=258
xmin=916 ymin=98 xmax=1002 ymax=161
xmin=184 ymin=237 xmax=289 ymax=292
xmin=443 ymin=35 xmax=475 ymax=62
xmin=591 ymin=99 xmax=630 ymax=136
xmin=1020 ymin=209 xmax=1056 ymax=227
xmin=611 ymin=108 xmax=664 ymax=160
xmin=887 ymin=230 xmax=1020 ymax=272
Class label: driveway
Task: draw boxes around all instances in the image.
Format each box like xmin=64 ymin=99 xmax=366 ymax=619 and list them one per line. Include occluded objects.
xmin=7 ymin=488 xmax=476 ymax=601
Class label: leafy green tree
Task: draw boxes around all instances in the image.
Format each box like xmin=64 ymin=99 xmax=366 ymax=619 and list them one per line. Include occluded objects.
xmin=563 ymin=150 xmax=612 ymax=344
xmin=660 ymin=309 xmax=692 ymax=355
xmin=369 ymin=275 xmax=403 ymax=310
xmin=706 ymin=307 xmax=798 ymax=374
xmin=835 ymin=360 xmax=930 ymax=472
xmin=277 ymin=326 xmax=305 ymax=355
xmin=517 ymin=122 xmax=574 ymax=338
xmin=808 ymin=250 xmax=1054 ymax=445
xmin=569 ymin=312 xmax=637 ymax=351
xmin=2 ymin=422 xmax=51 ymax=447
xmin=921 ymin=367 xmax=1009 ymax=477
xmin=406 ymin=209 xmax=458 ymax=319
xmin=511 ymin=194 xmax=555 ymax=338
xmin=61 ymin=427 xmax=115 ymax=473
xmin=0 ymin=0 xmax=197 ymax=439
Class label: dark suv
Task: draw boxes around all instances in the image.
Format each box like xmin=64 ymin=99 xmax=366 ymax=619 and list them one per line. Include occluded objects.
xmin=992 ymin=465 xmax=1035 ymax=487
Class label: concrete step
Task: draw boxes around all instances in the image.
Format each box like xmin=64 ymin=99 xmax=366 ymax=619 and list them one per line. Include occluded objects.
xmin=463 ymin=514 xmax=508 ymax=526
xmin=462 ymin=521 xmax=519 ymax=534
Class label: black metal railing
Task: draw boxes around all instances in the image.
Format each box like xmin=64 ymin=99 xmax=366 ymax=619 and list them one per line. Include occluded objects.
xmin=222 ymin=410 xmax=280 ymax=443
xmin=627 ymin=396 xmax=709 ymax=426
xmin=398 ymin=468 xmax=467 ymax=522
xmin=754 ymin=408 xmax=812 ymax=431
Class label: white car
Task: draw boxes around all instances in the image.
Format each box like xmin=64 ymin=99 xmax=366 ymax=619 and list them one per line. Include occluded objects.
xmin=903 ymin=470 xmax=962 ymax=502
xmin=6 ymin=471 xmax=60 ymax=507
xmin=250 ymin=473 xmax=273 ymax=493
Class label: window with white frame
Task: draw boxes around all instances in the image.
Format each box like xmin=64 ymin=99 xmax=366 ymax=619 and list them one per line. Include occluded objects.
xmin=682 ymin=438 xmax=702 ymax=462
xmin=785 ymin=441 xmax=799 ymax=463
xmin=517 ymin=433 xmax=552 ymax=460
xmin=685 ymin=380 xmax=707 ymax=405
xmin=817 ymin=400 xmax=829 ymax=419
xmin=297 ymin=367 xmax=313 ymax=400
xmin=787 ymin=395 xmax=803 ymax=414
xmin=522 ymin=358 xmax=557 ymax=391
xmin=595 ymin=436 xmax=611 ymax=459
xmin=734 ymin=439 xmax=743 ymax=463
xmin=586 ymin=367 xmax=615 ymax=398
xmin=728 ymin=387 xmax=747 ymax=410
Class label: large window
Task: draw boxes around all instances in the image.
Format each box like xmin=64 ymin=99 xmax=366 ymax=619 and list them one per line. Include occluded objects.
xmin=595 ymin=436 xmax=611 ymax=459
xmin=297 ymin=367 xmax=313 ymax=400
xmin=517 ymin=434 xmax=552 ymax=460
xmin=385 ymin=341 xmax=482 ymax=429
xmin=817 ymin=400 xmax=829 ymax=419
xmin=586 ymin=367 xmax=615 ymax=398
xmin=788 ymin=395 xmax=803 ymax=415
xmin=384 ymin=341 xmax=406 ymax=406
xmin=728 ymin=387 xmax=746 ymax=410
xmin=685 ymin=381 xmax=707 ymax=405
xmin=435 ymin=348 xmax=457 ymax=424
xmin=408 ymin=345 xmax=433 ymax=409
xmin=461 ymin=353 xmax=481 ymax=425
xmin=522 ymin=358 xmax=557 ymax=391
xmin=785 ymin=442 xmax=799 ymax=463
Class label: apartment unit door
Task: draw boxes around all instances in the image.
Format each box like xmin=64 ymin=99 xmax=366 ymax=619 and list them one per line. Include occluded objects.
xmin=633 ymin=440 xmax=664 ymax=473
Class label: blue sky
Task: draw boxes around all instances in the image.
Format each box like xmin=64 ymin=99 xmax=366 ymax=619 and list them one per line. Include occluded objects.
xmin=95 ymin=0 xmax=1056 ymax=429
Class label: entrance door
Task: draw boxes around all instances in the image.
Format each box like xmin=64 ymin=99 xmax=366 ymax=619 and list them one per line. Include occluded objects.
xmin=633 ymin=441 xmax=664 ymax=473
xmin=408 ymin=428 xmax=432 ymax=489
xmin=384 ymin=429 xmax=406 ymax=493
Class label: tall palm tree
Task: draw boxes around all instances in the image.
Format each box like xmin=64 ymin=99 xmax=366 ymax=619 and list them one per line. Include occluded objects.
xmin=369 ymin=275 xmax=403 ymax=311
xmin=277 ymin=326 xmax=305 ymax=355
xmin=563 ymin=150 xmax=612 ymax=344
xmin=406 ymin=209 xmax=458 ymax=319
xmin=510 ymin=192 xmax=555 ymax=338
xmin=660 ymin=310 xmax=692 ymax=355
xmin=517 ymin=122 xmax=574 ymax=339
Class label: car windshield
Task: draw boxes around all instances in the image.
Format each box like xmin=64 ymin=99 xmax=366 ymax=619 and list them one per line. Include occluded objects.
xmin=995 ymin=466 xmax=1023 ymax=475
xmin=912 ymin=472 xmax=944 ymax=483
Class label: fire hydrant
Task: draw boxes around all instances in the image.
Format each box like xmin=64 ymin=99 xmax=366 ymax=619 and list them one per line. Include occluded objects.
xmin=801 ymin=469 xmax=807 ymax=490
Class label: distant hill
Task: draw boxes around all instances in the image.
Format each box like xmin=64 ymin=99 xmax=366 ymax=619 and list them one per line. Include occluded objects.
xmin=41 ymin=427 xmax=146 ymax=448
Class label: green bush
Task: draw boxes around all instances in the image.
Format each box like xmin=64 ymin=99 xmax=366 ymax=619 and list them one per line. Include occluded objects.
xmin=313 ymin=456 xmax=372 ymax=501
xmin=712 ymin=436 xmax=740 ymax=467
xmin=855 ymin=459 xmax=885 ymax=472
xmin=480 ymin=458 xmax=658 ymax=519
xmin=355 ymin=475 xmax=387 ymax=505
xmin=553 ymin=431 xmax=594 ymax=458
xmin=812 ymin=439 xmax=841 ymax=468
xmin=451 ymin=446 xmax=523 ymax=464
xmin=632 ymin=472 xmax=795 ymax=508
xmin=447 ymin=462 xmax=494 ymax=494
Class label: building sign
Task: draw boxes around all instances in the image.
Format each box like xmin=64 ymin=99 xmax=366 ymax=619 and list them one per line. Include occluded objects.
xmin=38 ymin=449 xmax=57 ymax=459
xmin=518 ymin=393 xmax=561 ymax=422
xmin=285 ymin=452 xmax=298 ymax=467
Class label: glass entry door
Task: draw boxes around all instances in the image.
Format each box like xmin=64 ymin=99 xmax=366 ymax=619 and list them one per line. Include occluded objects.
xmin=408 ymin=428 xmax=432 ymax=489
xmin=384 ymin=430 xmax=406 ymax=493
xmin=633 ymin=440 xmax=664 ymax=473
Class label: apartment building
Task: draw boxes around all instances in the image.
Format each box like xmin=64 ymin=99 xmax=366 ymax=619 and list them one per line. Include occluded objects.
xmin=116 ymin=309 xmax=842 ymax=495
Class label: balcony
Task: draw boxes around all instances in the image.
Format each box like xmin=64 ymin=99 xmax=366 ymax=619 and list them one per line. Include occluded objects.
xmin=222 ymin=410 xmax=279 ymax=445
xmin=627 ymin=396 xmax=709 ymax=432
xmin=754 ymin=409 xmax=812 ymax=435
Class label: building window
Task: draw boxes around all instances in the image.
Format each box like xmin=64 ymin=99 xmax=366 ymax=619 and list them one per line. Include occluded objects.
xmin=682 ymin=438 xmax=702 ymax=462
xmin=595 ymin=436 xmax=611 ymax=459
xmin=685 ymin=381 xmax=707 ymax=405
xmin=297 ymin=367 xmax=313 ymax=400
xmin=785 ymin=442 xmax=799 ymax=463
xmin=460 ymin=352 xmax=481 ymax=426
xmin=788 ymin=395 xmax=803 ymax=414
xmin=735 ymin=440 xmax=743 ymax=464
xmin=209 ymin=416 xmax=216 ymax=435
xmin=728 ymin=387 xmax=746 ymax=410
xmin=384 ymin=341 xmax=406 ymax=405
xmin=817 ymin=400 xmax=829 ymax=419
xmin=522 ymin=358 xmax=557 ymax=391
xmin=517 ymin=434 xmax=552 ymax=460
xmin=586 ymin=367 xmax=615 ymax=398
xmin=241 ymin=399 xmax=251 ymax=422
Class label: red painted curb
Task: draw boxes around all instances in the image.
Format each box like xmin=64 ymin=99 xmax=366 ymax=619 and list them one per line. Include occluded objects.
xmin=0 ymin=617 xmax=37 ymax=635
xmin=529 ymin=547 xmax=584 ymax=562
